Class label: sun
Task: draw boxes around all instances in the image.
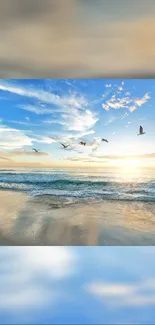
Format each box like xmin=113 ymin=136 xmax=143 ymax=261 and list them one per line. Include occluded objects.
xmin=110 ymin=158 xmax=143 ymax=169
xmin=119 ymin=158 xmax=142 ymax=168
xmin=109 ymin=158 xmax=144 ymax=179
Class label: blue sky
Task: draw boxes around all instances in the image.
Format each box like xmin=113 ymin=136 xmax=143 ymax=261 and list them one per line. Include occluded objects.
xmin=1 ymin=246 xmax=155 ymax=324
xmin=0 ymin=79 xmax=155 ymax=168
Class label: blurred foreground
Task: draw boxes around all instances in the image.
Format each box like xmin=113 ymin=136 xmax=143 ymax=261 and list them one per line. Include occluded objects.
xmin=0 ymin=190 xmax=155 ymax=246
xmin=0 ymin=247 xmax=155 ymax=324
xmin=0 ymin=0 xmax=155 ymax=78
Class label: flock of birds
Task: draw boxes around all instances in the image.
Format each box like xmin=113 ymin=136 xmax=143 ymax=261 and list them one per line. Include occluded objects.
xmin=32 ymin=126 xmax=145 ymax=153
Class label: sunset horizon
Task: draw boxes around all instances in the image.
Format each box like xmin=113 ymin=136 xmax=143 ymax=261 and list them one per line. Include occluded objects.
xmin=0 ymin=79 xmax=155 ymax=246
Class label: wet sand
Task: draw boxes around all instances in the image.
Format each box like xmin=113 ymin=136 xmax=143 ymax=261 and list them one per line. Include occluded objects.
xmin=0 ymin=190 xmax=28 ymax=244
xmin=0 ymin=190 xmax=155 ymax=245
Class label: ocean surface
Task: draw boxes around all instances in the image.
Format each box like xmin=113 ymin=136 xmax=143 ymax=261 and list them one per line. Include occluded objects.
xmin=0 ymin=167 xmax=155 ymax=203
xmin=1 ymin=168 xmax=155 ymax=245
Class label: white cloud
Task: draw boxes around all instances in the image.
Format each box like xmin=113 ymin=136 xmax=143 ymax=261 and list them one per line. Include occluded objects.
xmin=61 ymin=109 xmax=98 ymax=132
xmin=62 ymin=130 xmax=96 ymax=144
xmin=0 ymin=285 xmax=51 ymax=311
xmin=33 ymin=136 xmax=57 ymax=144
xmin=0 ymin=81 xmax=98 ymax=134
xmin=85 ymin=278 xmax=155 ymax=308
xmin=42 ymin=118 xmax=63 ymax=124
xmin=87 ymin=282 xmax=134 ymax=296
xmin=0 ymin=123 xmax=33 ymax=150
xmin=102 ymin=87 xmax=150 ymax=112
xmin=89 ymin=137 xmax=102 ymax=152
xmin=121 ymin=112 xmax=129 ymax=120
xmin=105 ymin=84 xmax=112 ymax=88
xmin=41 ymin=130 xmax=96 ymax=153
xmin=0 ymin=247 xmax=73 ymax=317
xmin=10 ymin=150 xmax=49 ymax=157
xmin=22 ymin=247 xmax=73 ymax=278
xmin=0 ymin=82 xmax=87 ymax=111
xmin=102 ymin=97 xmax=131 ymax=110
xmin=75 ymin=129 xmax=95 ymax=138
xmin=64 ymin=136 xmax=103 ymax=153
xmin=0 ymin=83 xmax=62 ymax=107
xmin=8 ymin=120 xmax=39 ymax=126
xmin=20 ymin=104 xmax=53 ymax=115
xmin=134 ymin=92 xmax=150 ymax=107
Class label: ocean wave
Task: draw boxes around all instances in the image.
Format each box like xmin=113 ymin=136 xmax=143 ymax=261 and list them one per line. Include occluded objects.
xmin=24 ymin=192 xmax=155 ymax=203
xmin=1 ymin=170 xmax=155 ymax=203
xmin=0 ymin=177 xmax=154 ymax=186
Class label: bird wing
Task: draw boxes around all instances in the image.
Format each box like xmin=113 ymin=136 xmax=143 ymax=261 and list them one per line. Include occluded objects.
xmin=140 ymin=126 xmax=143 ymax=133
xmin=60 ymin=143 xmax=65 ymax=148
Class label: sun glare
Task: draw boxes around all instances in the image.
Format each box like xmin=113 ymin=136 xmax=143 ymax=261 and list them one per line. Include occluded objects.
xmin=109 ymin=158 xmax=144 ymax=180
xmin=120 ymin=158 xmax=142 ymax=168
xmin=110 ymin=158 xmax=142 ymax=169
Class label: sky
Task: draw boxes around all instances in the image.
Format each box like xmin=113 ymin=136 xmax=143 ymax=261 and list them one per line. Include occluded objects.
xmin=0 ymin=79 xmax=155 ymax=168
xmin=1 ymin=246 xmax=155 ymax=324
xmin=0 ymin=0 xmax=155 ymax=78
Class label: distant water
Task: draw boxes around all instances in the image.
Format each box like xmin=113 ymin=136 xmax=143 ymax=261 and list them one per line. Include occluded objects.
xmin=0 ymin=167 xmax=155 ymax=203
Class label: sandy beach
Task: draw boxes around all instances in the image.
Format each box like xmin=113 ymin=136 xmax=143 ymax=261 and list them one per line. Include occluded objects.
xmin=0 ymin=190 xmax=28 ymax=244
xmin=0 ymin=190 xmax=155 ymax=245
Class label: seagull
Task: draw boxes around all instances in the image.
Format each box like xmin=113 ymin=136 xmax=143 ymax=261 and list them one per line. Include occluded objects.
xmin=138 ymin=126 xmax=145 ymax=136
xmin=33 ymin=148 xmax=40 ymax=153
xmin=79 ymin=141 xmax=86 ymax=146
xmin=102 ymin=138 xmax=108 ymax=143
xmin=60 ymin=143 xmax=70 ymax=149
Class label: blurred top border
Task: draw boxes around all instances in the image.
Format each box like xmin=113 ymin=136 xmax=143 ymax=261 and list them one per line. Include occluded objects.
xmin=0 ymin=0 xmax=155 ymax=78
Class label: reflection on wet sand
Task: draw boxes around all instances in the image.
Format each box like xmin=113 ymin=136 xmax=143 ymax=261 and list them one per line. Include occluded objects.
xmin=0 ymin=191 xmax=155 ymax=245
xmin=0 ymin=190 xmax=28 ymax=244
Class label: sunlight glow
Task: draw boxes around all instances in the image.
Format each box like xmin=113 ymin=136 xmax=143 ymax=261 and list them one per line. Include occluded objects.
xmin=110 ymin=158 xmax=143 ymax=170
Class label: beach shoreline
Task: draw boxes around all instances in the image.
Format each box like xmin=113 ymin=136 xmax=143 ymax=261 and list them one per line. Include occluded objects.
xmin=0 ymin=190 xmax=155 ymax=245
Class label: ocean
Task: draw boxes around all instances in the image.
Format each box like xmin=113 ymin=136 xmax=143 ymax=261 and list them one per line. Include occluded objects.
xmin=1 ymin=167 xmax=155 ymax=245
xmin=0 ymin=167 xmax=155 ymax=203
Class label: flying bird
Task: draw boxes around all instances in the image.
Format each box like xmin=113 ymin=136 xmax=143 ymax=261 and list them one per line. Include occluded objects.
xmin=60 ymin=143 xmax=70 ymax=149
xmin=138 ymin=126 xmax=145 ymax=136
xmin=33 ymin=148 xmax=40 ymax=153
xmin=79 ymin=141 xmax=86 ymax=146
xmin=102 ymin=138 xmax=108 ymax=143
